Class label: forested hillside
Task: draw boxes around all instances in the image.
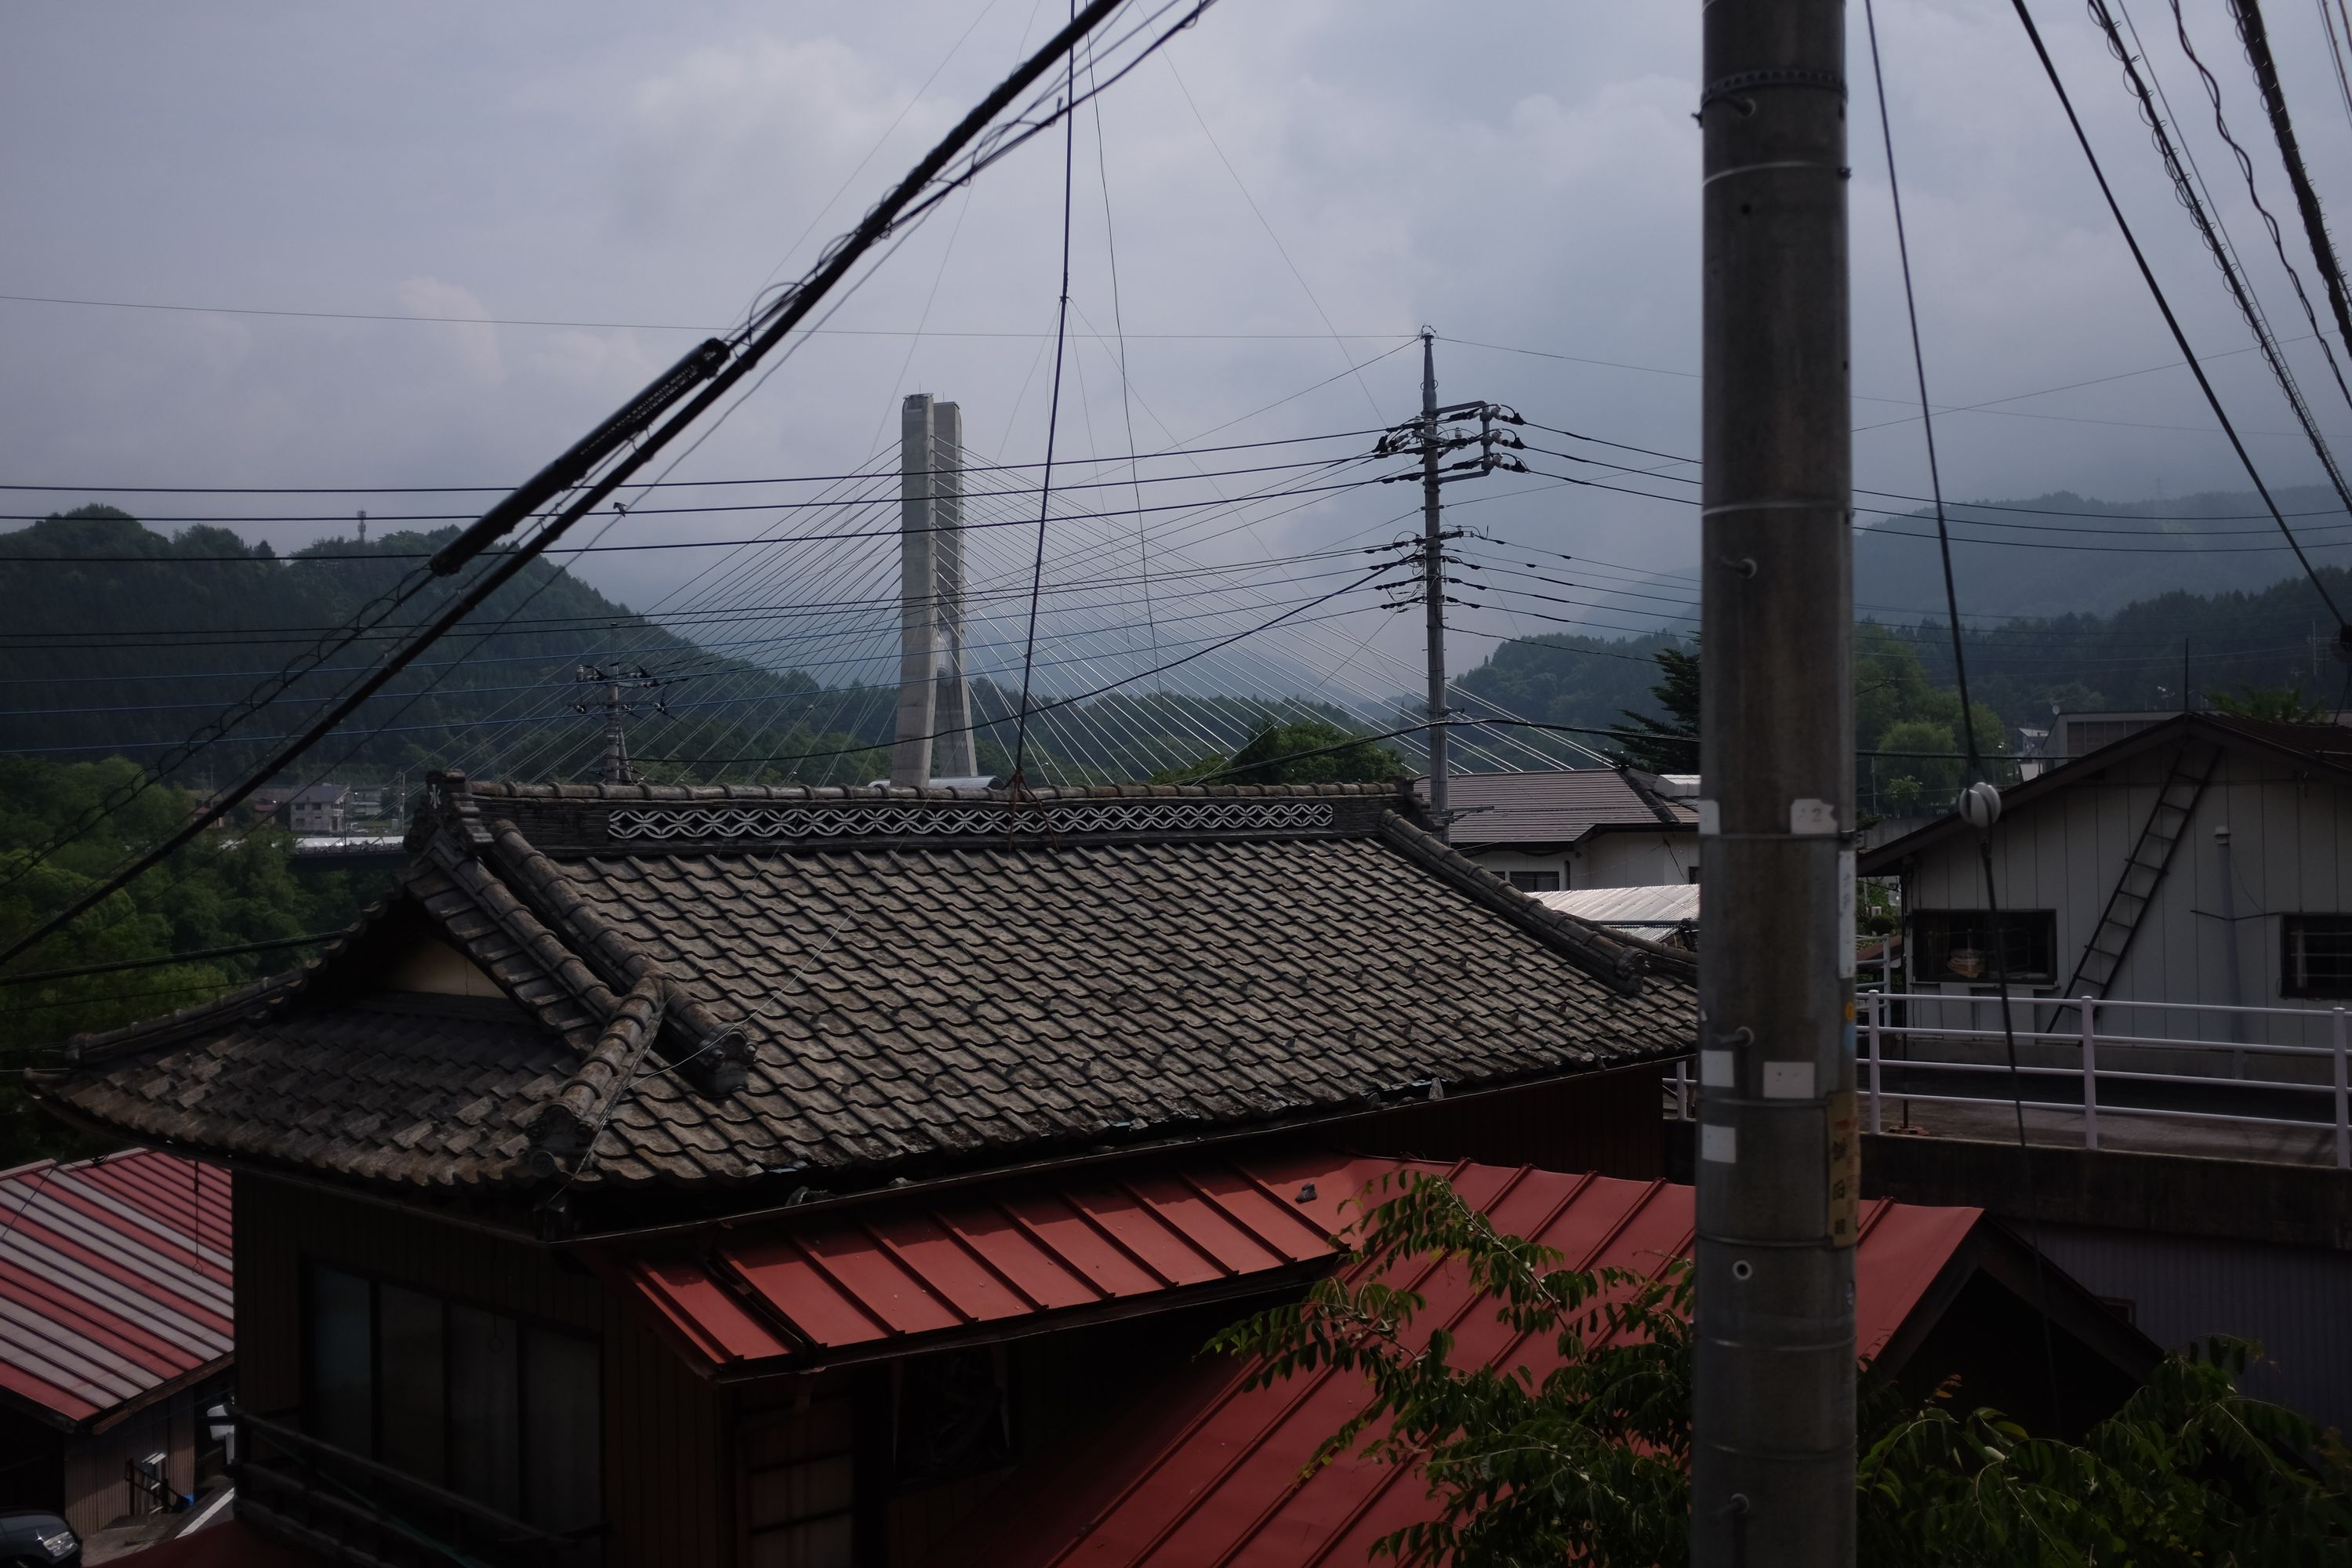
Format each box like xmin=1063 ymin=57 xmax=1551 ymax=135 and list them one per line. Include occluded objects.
xmin=0 ymin=507 xmax=1363 ymax=788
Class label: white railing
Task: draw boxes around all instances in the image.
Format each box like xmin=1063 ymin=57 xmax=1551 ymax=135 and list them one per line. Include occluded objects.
xmin=1671 ymin=993 xmax=2351 ymax=1169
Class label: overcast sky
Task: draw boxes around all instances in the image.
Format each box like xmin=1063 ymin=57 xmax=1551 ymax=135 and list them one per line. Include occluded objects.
xmin=8 ymin=0 xmax=2352 ymax=668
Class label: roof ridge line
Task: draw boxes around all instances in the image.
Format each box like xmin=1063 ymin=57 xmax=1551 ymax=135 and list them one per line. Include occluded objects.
xmin=484 ymin=821 xmax=750 ymax=1099
xmin=1370 ymin=811 xmax=1657 ymax=995
xmin=524 ymin=973 xmax=666 ymax=1178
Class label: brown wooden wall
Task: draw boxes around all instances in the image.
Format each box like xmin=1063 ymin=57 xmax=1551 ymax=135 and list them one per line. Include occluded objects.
xmin=1344 ymin=1058 xmax=1673 ymax=1178
xmin=234 ymin=1177 xmax=731 ymax=1567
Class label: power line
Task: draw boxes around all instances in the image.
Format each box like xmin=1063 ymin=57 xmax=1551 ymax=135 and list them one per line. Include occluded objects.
xmin=0 ymin=0 xmax=1200 ymax=969
xmin=2225 ymin=0 xmax=2352 ymax=396
xmin=2016 ymin=0 xmax=2347 ymax=626
xmin=0 ymin=931 xmax=340 ymax=988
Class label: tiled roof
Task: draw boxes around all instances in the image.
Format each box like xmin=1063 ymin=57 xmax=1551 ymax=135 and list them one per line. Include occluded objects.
xmin=31 ymin=778 xmax=1693 ymax=1210
xmin=0 ymin=1149 xmax=232 ymax=1431
xmin=1415 ymin=769 xmax=1694 ymax=848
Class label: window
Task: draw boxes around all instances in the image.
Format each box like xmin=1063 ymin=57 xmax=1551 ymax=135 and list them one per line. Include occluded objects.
xmin=742 ymin=1395 xmax=855 ymax=1568
xmin=1910 ymin=909 xmax=2058 ymax=985
xmin=2283 ymin=915 xmax=2352 ymax=998
xmin=1506 ymin=870 xmax=1561 ymax=893
xmin=301 ymin=1264 xmax=599 ymax=1532
xmin=895 ymin=1348 xmax=1010 ymax=1487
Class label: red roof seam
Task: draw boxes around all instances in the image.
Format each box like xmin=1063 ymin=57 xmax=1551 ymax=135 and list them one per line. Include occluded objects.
xmin=858 ymin=1218 xmax=982 ymax=1328
xmin=1092 ymin=1203 xmax=1495 ymax=1568
xmin=993 ymin=1202 xmax=1116 ymax=1304
xmin=1063 ymin=1191 xmax=1196 ymax=1291
xmin=0 ymin=1265 xmax=196 ymax=1372
xmin=0 ymin=1211 xmax=232 ymax=1337
xmin=938 ymin=1214 xmax=1053 ymax=1313
xmin=1170 ymin=1171 xmax=1323 ymax=1264
xmin=779 ymin=1234 xmax=911 ymax=1341
xmin=1235 ymin=1169 xmax=1617 ymax=1568
xmin=1112 ymin=1180 xmax=1246 ymax=1281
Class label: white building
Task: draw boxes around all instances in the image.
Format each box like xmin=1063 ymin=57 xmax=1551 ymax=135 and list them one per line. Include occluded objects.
xmin=1419 ymin=768 xmax=1700 ymax=893
xmin=1860 ymin=712 xmax=2352 ymax=1048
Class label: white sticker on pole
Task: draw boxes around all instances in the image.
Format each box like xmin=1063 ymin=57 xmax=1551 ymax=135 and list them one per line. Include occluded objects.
xmin=1700 ymin=1049 xmax=1736 ymax=1087
xmin=1762 ymin=1062 xmax=1815 ymax=1098
xmin=1700 ymin=1124 xmax=1737 ymax=1163
xmin=1696 ymin=799 xmax=1721 ymax=836
xmin=1838 ymin=847 xmax=1857 ymax=978
xmin=1791 ymin=797 xmax=1837 ymax=834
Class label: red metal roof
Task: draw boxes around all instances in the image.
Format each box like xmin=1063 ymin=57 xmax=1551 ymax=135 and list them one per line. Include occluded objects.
xmin=604 ymin=1152 xmax=1370 ymax=1370
xmin=935 ymin=1160 xmax=1984 ymax=1568
xmin=0 ymin=1148 xmax=233 ymax=1430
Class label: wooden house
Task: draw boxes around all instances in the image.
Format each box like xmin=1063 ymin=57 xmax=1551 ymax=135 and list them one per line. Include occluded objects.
xmin=27 ymin=776 xmax=1697 ymax=1567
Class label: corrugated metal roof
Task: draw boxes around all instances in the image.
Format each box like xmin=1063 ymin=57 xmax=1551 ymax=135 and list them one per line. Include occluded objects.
xmin=0 ymin=1148 xmax=233 ymax=1430
xmin=604 ymin=1152 xmax=1363 ymax=1370
xmin=938 ymin=1162 xmax=1984 ymax=1568
xmin=1534 ymin=884 xmax=1700 ymax=928
xmin=1415 ymin=770 xmax=1693 ymax=848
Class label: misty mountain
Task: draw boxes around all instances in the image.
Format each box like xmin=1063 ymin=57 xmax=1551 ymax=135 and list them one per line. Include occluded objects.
xmin=1577 ymin=484 xmax=2352 ymax=629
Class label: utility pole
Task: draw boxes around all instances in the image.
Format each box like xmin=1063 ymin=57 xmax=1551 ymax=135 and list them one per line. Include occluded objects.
xmin=1376 ymin=333 xmax=1523 ymax=841
xmin=1692 ymin=0 xmax=1857 ymax=1563
xmin=1421 ymin=331 xmax=1450 ymax=836
xmin=573 ymin=664 xmax=664 ymax=786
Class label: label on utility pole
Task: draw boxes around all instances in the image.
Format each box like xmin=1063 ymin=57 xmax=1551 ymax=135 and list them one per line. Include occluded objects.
xmin=1827 ymin=1089 xmax=1861 ymax=1246
xmin=1838 ymin=848 xmax=1857 ymax=978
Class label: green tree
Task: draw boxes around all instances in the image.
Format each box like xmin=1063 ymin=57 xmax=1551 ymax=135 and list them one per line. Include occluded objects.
xmin=1213 ymin=1172 xmax=2352 ymax=1567
xmin=1614 ymin=647 xmax=1702 ymax=772
xmin=1176 ymin=719 xmax=1407 ymax=786
xmin=0 ymin=757 xmax=369 ymax=1163
xmin=2210 ymin=683 xmax=2334 ymax=723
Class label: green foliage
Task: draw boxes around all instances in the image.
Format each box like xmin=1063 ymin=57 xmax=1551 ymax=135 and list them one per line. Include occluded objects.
xmin=1214 ymin=1173 xmax=2352 ymax=1568
xmin=2209 ymin=683 xmax=2335 ymax=723
xmin=1209 ymin=719 xmax=1407 ymax=785
xmin=1613 ymin=646 xmax=1701 ymax=773
xmin=0 ymin=756 xmax=368 ymax=1164
xmin=1156 ymin=717 xmax=1408 ymax=785
xmin=1210 ymin=1172 xmax=1695 ymax=1566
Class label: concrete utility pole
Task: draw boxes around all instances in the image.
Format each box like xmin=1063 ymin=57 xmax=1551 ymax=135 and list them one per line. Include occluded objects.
xmin=893 ymin=393 xmax=976 ymax=785
xmin=1420 ymin=330 xmax=1450 ymax=837
xmin=573 ymin=665 xmax=662 ymax=786
xmin=1692 ymin=0 xmax=1857 ymax=1563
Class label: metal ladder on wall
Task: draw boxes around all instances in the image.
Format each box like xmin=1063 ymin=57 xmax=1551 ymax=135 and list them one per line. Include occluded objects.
xmin=2055 ymin=739 xmax=2220 ymax=1011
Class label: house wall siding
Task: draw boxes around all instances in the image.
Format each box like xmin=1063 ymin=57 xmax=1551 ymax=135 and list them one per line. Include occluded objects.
xmin=2032 ymin=1221 xmax=2352 ymax=1432
xmin=1897 ymin=743 xmax=2352 ymax=1052
xmin=234 ymin=1176 xmax=731 ymax=1567
xmin=1578 ymin=832 xmax=1699 ymax=889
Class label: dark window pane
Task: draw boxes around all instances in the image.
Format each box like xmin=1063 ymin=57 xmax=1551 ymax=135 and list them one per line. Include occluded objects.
xmin=377 ymin=1285 xmax=445 ymax=1486
xmin=895 ymin=1348 xmax=1009 ymax=1485
xmin=1913 ymin=910 xmax=2056 ymax=985
xmin=305 ymin=1266 xmax=372 ymax=1457
xmin=448 ymin=1303 xmax=521 ymax=1518
xmin=2285 ymin=915 xmax=2352 ymax=998
xmin=522 ymin=1326 xmax=601 ymax=1533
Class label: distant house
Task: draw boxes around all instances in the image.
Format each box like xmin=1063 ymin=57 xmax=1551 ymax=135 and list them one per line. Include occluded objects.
xmin=1860 ymin=713 xmax=2352 ymax=1044
xmin=0 ymin=1150 xmax=233 ymax=1540
xmin=249 ymin=785 xmax=353 ymax=835
xmin=1417 ymin=768 xmax=1699 ymax=893
xmin=28 ymin=775 xmax=1696 ymax=1567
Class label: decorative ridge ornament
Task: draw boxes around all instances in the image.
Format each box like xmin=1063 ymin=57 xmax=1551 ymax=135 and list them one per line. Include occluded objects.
xmin=604 ymin=799 xmax=1340 ymax=842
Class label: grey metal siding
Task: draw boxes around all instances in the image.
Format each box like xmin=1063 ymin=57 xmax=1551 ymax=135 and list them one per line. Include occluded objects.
xmin=2033 ymin=1223 xmax=2352 ymax=1432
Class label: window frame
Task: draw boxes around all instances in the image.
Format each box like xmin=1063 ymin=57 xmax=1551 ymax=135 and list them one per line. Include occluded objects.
xmin=1504 ymin=869 xmax=1562 ymax=894
xmin=2281 ymin=913 xmax=2352 ymax=1000
xmin=1907 ymin=908 xmax=2060 ymax=988
xmin=298 ymin=1258 xmax=602 ymax=1531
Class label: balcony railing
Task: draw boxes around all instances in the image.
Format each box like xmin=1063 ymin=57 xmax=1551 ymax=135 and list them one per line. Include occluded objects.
xmin=229 ymin=1406 xmax=601 ymax=1568
xmin=1671 ymin=993 xmax=2351 ymax=1169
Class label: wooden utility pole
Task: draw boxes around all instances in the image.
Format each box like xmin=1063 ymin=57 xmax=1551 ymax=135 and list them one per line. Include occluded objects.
xmin=1692 ymin=0 xmax=1857 ymax=1563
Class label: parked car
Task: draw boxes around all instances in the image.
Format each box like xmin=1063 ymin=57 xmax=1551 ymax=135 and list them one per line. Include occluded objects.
xmin=0 ymin=1512 xmax=78 ymax=1566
